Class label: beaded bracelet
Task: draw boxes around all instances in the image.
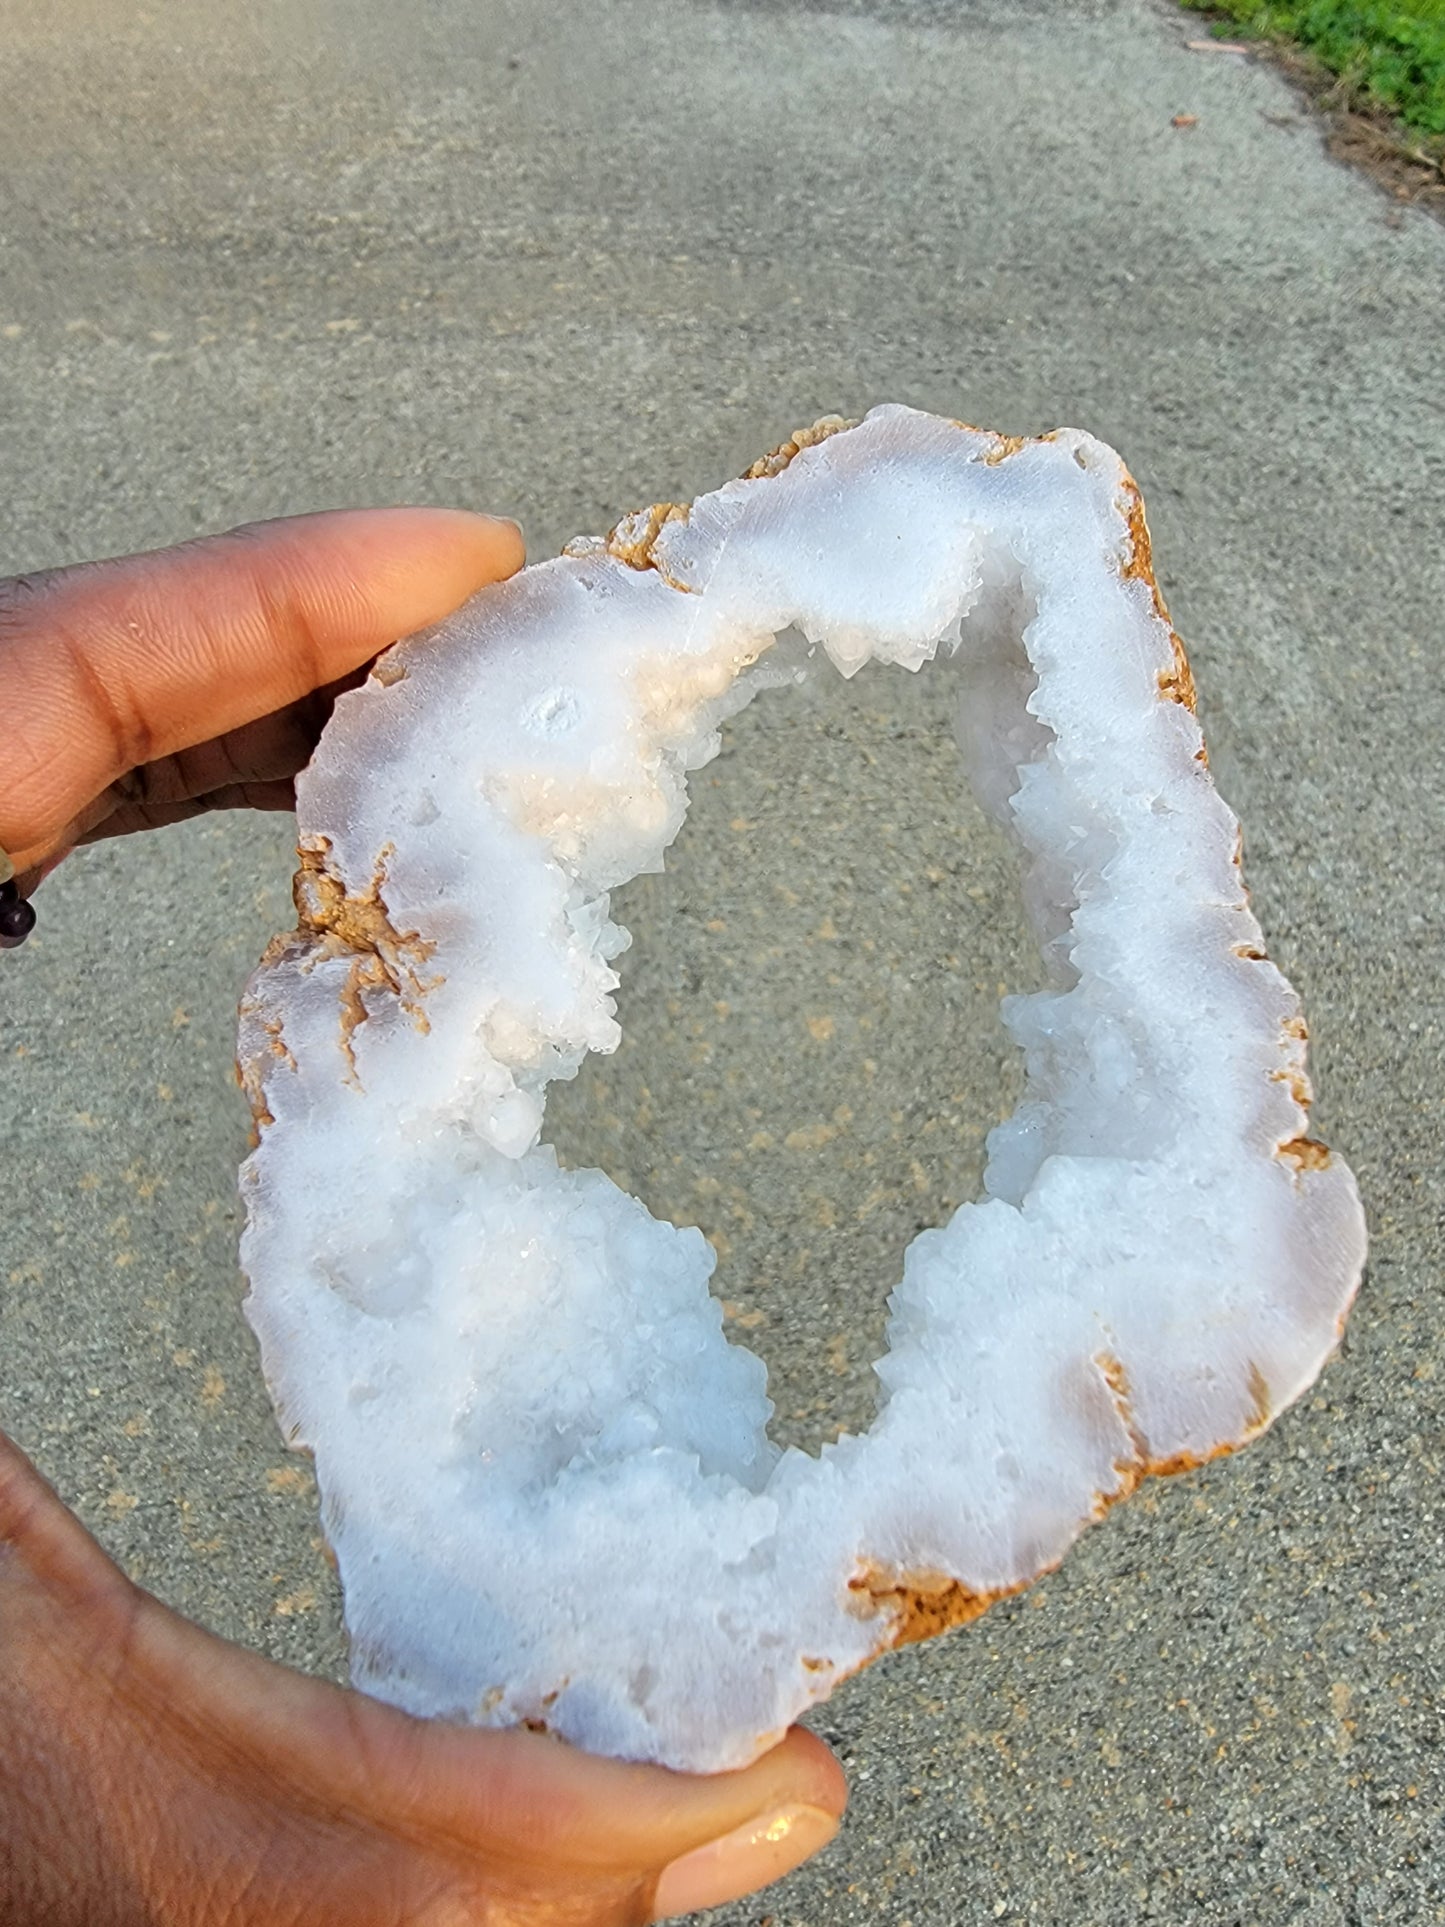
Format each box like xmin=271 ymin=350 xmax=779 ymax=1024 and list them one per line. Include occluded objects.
xmin=0 ymin=849 xmax=36 ymax=949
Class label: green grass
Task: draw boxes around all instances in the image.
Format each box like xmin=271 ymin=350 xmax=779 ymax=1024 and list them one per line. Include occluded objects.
xmin=1182 ymin=0 xmax=1445 ymax=134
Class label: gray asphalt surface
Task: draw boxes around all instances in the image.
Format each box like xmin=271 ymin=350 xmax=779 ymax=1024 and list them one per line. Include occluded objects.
xmin=2 ymin=0 xmax=1443 ymax=1919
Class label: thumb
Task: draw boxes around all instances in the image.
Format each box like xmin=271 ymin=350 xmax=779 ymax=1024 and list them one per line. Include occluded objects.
xmin=141 ymin=1599 xmax=849 ymax=1920
xmin=0 ymin=1426 xmax=847 ymax=1922
xmin=0 ymin=507 xmax=525 ymax=876
xmin=357 ymin=1713 xmax=849 ymax=1921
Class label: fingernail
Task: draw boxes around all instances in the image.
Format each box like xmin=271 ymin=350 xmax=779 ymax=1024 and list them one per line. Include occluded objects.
xmin=482 ymin=513 xmax=525 ymax=544
xmin=652 ymin=1803 xmax=839 ymax=1920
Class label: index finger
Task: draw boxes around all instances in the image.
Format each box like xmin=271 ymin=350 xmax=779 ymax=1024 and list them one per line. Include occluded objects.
xmin=0 ymin=507 xmax=525 ymax=875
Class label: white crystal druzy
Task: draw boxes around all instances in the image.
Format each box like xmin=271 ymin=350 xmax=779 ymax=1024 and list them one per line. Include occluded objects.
xmin=238 ymin=407 xmax=1365 ymax=1770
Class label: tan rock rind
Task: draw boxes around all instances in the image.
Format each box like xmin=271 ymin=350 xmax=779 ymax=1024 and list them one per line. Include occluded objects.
xmin=288 ymin=839 xmax=440 ymax=1083
xmin=605 ymin=501 xmax=691 ymax=577
xmin=742 ymin=414 xmax=859 ymax=480
xmin=848 ymin=1563 xmax=1028 ymax=1651
xmin=1091 ymin=1352 xmax=1273 ymax=1495
xmin=1115 ymin=472 xmax=1201 ymax=719
xmin=1279 ymin=1135 xmax=1332 ymax=1171
xmin=241 ymin=840 xmax=441 ymax=1115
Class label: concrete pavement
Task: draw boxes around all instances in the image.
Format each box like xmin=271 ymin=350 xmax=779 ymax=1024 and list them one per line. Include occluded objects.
xmin=2 ymin=0 xmax=1442 ymax=1917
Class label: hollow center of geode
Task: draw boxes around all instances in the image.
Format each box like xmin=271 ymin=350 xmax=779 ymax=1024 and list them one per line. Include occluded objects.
xmin=544 ymin=661 xmax=1042 ymax=1457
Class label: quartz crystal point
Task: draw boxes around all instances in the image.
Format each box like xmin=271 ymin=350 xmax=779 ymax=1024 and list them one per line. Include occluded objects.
xmin=238 ymin=406 xmax=1366 ymax=1771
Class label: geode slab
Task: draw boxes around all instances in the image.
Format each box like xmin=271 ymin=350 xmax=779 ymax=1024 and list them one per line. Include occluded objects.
xmin=238 ymin=407 xmax=1365 ymax=1770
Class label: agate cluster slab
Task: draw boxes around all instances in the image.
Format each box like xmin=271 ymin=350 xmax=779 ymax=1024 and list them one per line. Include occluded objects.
xmin=239 ymin=407 xmax=1365 ymax=1771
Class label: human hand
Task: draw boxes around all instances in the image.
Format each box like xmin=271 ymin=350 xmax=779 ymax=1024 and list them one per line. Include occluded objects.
xmin=0 ymin=1430 xmax=845 ymax=1924
xmin=0 ymin=507 xmax=526 ymax=902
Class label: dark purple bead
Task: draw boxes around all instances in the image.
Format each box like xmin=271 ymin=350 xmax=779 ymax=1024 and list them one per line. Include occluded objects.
xmin=0 ymin=879 xmax=36 ymax=949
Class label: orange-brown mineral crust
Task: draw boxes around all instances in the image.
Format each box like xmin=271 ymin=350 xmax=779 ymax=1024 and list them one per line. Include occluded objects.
xmin=241 ymin=839 xmax=442 ymax=1116
xmin=605 ymin=500 xmax=691 ymax=575
xmin=1225 ymin=955 xmax=1327 ymax=1145
xmin=292 ymin=840 xmax=432 ymax=978
xmin=292 ymin=840 xmax=440 ymax=1082
xmin=847 ymin=1564 xmax=1028 ymax=1651
xmin=237 ymin=1066 xmax=275 ymax=1141
xmin=236 ymin=1016 xmax=297 ymax=1140
xmin=1095 ymin=1350 xmax=1150 ymax=1492
xmin=1115 ymin=472 xmax=1201 ymax=718
xmin=1269 ymin=1011 xmax=1316 ymax=1114
xmin=1279 ymin=1135 xmax=1333 ymax=1171
xmin=742 ymin=414 xmax=859 ymax=481
xmin=978 ymin=431 xmax=1030 ymax=466
xmin=1090 ymin=1352 xmax=1275 ymax=1493
xmin=605 ymin=414 xmax=861 ymax=581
